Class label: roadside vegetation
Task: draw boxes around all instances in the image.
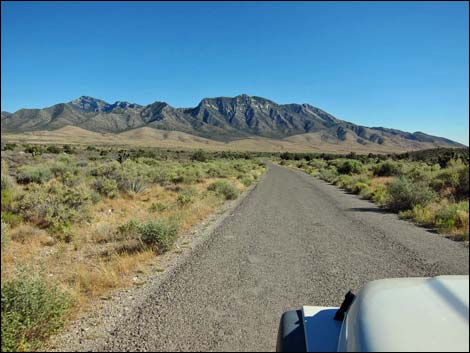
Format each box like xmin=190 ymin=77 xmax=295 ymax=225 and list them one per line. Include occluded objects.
xmin=0 ymin=143 xmax=265 ymax=351
xmin=277 ymin=148 xmax=469 ymax=241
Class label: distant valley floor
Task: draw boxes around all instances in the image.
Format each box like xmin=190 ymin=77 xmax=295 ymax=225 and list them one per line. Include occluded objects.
xmin=1 ymin=126 xmax=453 ymax=154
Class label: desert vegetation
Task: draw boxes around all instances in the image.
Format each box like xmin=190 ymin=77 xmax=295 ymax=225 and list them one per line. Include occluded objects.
xmin=0 ymin=144 xmax=265 ymax=351
xmin=278 ymin=148 xmax=469 ymax=241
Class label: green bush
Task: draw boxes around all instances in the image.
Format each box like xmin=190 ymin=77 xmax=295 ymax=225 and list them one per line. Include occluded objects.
xmin=399 ymin=204 xmax=437 ymax=228
xmin=23 ymin=145 xmax=45 ymax=156
xmin=177 ymin=187 xmax=197 ymax=206
xmin=149 ymin=202 xmax=168 ymax=213
xmin=385 ymin=176 xmax=437 ymax=211
xmin=1 ymin=189 xmax=19 ymax=212
xmin=1 ymin=220 xmax=10 ymax=249
xmin=49 ymin=161 xmax=78 ymax=178
xmin=92 ymin=177 xmax=119 ymax=198
xmin=457 ymin=166 xmax=469 ymax=199
xmin=2 ymin=143 xmax=17 ymax=151
xmin=208 ymin=180 xmax=239 ymax=200
xmin=435 ymin=201 xmax=469 ymax=237
xmin=240 ymin=177 xmax=253 ymax=187
xmin=1 ymin=272 xmax=73 ymax=352
xmin=318 ymin=167 xmax=339 ymax=183
xmin=335 ymin=175 xmax=353 ymax=189
xmin=1 ymin=212 xmax=23 ymax=228
xmin=351 ymin=182 xmax=370 ymax=195
xmin=16 ymin=165 xmax=52 ymax=184
xmin=62 ymin=144 xmax=75 ymax=154
xmin=138 ymin=220 xmax=179 ymax=253
xmin=403 ymin=163 xmax=435 ymax=183
xmin=46 ymin=145 xmax=62 ymax=154
xmin=373 ymin=161 xmax=402 ymax=177
xmin=191 ymin=150 xmax=209 ymax=162
xmin=308 ymin=159 xmax=328 ymax=169
xmin=371 ymin=185 xmax=388 ymax=205
xmin=337 ymin=160 xmax=365 ymax=175
xmin=117 ymin=219 xmax=142 ymax=242
xmin=431 ymin=160 xmax=469 ymax=200
xmin=1 ymin=173 xmax=15 ymax=191
xmin=18 ymin=182 xmax=92 ymax=233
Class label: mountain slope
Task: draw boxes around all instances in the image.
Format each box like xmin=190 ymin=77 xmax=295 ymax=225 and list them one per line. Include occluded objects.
xmin=1 ymin=95 xmax=464 ymax=150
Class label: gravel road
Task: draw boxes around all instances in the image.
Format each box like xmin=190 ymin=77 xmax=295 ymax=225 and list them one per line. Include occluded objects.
xmin=58 ymin=163 xmax=469 ymax=352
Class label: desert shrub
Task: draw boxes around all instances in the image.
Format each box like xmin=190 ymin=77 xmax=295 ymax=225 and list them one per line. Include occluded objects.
xmin=334 ymin=174 xmax=370 ymax=194
xmin=88 ymin=160 xmax=121 ymax=178
xmin=60 ymin=172 xmax=84 ymax=188
xmin=92 ymin=177 xmax=119 ymax=198
xmin=431 ymin=160 xmax=469 ymax=200
xmin=191 ymin=150 xmax=209 ymax=162
xmin=1 ymin=188 xmax=20 ymax=212
xmin=177 ymin=187 xmax=197 ymax=205
xmin=16 ymin=165 xmax=52 ymax=184
xmin=337 ymin=160 xmax=365 ymax=175
xmin=116 ymin=219 xmax=142 ymax=242
xmin=385 ymin=176 xmax=437 ymax=211
xmin=1 ymin=212 xmax=23 ymax=228
xmin=137 ymin=220 xmax=179 ymax=253
xmin=240 ymin=176 xmax=253 ymax=187
xmin=359 ymin=185 xmax=373 ymax=199
xmin=110 ymin=160 xmax=149 ymax=194
xmin=176 ymin=166 xmax=204 ymax=184
xmin=8 ymin=224 xmax=49 ymax=244
xmin=149 ymin=202 xmax=168 ymax=213
xmin=23 ymin=144 xmax=45 ymax=156
xmin=308 ymin=159 xmax=328 ymax=169
xmin=49 ymin=223 xmax=76 ymax=243
xmin=206 ymin=163 xmax=230 ymax=178
xmin=318 ymin=167 xmax=339 ymax=183
xmin=403 ymin=163 xmax=436 ymax=183
xmin=373 ymin=161 xmax=402 ymax=177
xmin=46 ymin=145 xmax=62 ymax=154
xmin=91 ymin=223 xmax=117 ymax=244
xmin=435 ymin=201 xmax=469 ymax=238
xmin=18 ymin=182 xmax=92 ymax=233
xmin=1 ymin=159 xmax=9 ymax=174
xmin=49 ymin=161 xmax=78 ymax=178
xmin=456 ymin=166 xmax=469 ymax=198
xmin=400 ymin=203 xmax=439 ymax=228
xmin=1 ymin=220 xmax=10 ymax=249
xmin=371 ymin=185 xmax=388 ymax=205
xmin=335 ymin=175 xmax=353 ymax=189
xmin=351 ymin=181 xmax=370 ymax=195
xmin=208 ymin=180 xmax=239 ymax=200
xmin=1 ymin=272 xmax=73 ymax=352
xmin=149 ymin=168 xmax=171 ymax=185
xmin=2 ymin=143 xmax=17 ymax=151
xmin=1 ymin=174 xmax=15 ymax=192
xmin=1 ymin=161 xmax=15 ymax=191
xmin=62 ymin=144 xmax=75 ymax=154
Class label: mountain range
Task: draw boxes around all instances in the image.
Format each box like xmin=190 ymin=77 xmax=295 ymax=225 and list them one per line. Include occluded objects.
xmin=1 ymin=95 xmax=464 ymax=152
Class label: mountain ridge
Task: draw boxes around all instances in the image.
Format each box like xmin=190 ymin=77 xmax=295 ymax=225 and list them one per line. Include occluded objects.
xmin=1 ymin=95 xmax=464 ymax=150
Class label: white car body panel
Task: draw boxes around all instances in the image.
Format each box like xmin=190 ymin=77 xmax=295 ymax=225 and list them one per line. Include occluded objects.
xmin=302 ymin=275 xmax=469 ymax=352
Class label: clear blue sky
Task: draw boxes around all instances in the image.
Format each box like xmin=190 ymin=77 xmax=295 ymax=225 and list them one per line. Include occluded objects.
xmin=2 ymin=1 xmax=468 ymax=145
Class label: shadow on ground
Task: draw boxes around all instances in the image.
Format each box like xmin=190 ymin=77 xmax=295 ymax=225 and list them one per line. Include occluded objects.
xmin=347 ymin=207 xmax=394 ymax=215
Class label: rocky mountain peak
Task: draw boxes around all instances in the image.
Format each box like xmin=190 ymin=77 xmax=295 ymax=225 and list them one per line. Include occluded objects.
xmin=70 ymin=96 xmax=110 ymax=112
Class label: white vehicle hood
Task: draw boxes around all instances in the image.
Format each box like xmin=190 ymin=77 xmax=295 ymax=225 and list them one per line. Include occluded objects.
xmin=338 ymin=275 xmax=469 ymax=352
